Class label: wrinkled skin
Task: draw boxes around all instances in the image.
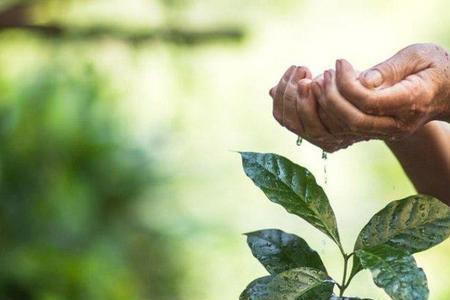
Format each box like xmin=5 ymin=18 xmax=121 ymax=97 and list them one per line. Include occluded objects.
xmin=269 ymin=43 xmax=450 ymax=152
xmin=269 ymin=66 xmax=364 ymax=153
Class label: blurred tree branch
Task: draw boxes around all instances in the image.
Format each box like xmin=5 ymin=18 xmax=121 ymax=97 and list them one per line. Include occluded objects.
xmin=0 ymin=1 xmax=245 ymax=45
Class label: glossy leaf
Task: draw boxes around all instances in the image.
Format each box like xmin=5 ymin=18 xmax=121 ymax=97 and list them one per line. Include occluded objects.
xmin=330 ymin=296 xmax=373 ymax=300
xmin=240 ymin=152 xmax=341 ymax=245
xmin=239 ymin=276 xmax=272 ymax=300
xmin=245 ymin=229 xmax=327 ymax=274
xmin=351 ymin=195 xmax=450 ymax=276
xmin=240 ymin=267 xmax=334 ymax=300
xmin=356 ymin=245 xmax=429 ymax=300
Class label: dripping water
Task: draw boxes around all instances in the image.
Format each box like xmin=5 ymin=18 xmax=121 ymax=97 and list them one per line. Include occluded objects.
xmin=322 ymin=151 xmax=328 ymax=184
xmin=296 ymin=136 xmax=303 ymax=146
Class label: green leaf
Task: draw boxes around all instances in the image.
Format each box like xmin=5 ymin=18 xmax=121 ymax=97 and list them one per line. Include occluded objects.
xmin=239 ymin=276 xmax=272 ymax=300
xmin=240 ymin=267 xmax=335 ymax=300
xmin=240 ymin=152 xmax=341 ymax=246
xmin=330 ymin=296 xmax=373 ymax=300
xmin=356 ymin=245 xmax=429 ymax=300
xmin=245 ymin=229 xmax=327 ymax=274
xmin=351 ymin=194 xmax=450 ymax=276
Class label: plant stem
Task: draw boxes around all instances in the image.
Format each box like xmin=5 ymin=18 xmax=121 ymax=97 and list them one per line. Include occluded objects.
xmin=339 ymin=253 xmax=349 ymax=297
xmin=336 ymin=243 xmax=356 ymax=297
xmin=339 ymin=252 xmax=356 ymax=296
xmin=343 ymin=267 xmax=357 ymax=290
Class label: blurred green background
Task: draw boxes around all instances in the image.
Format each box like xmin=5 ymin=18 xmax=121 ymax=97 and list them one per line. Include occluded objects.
xmin=0 ymin=0 xmax=449 ymax=299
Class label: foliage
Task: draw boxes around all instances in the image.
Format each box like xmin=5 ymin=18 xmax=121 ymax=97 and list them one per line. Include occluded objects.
xmin=0 ymin=65 xmax=183 ymax=300
xmin=239 ymin=152 xmax=450 ymax=300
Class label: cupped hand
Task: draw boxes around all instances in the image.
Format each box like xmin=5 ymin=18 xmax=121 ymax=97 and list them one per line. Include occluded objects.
xmin=324 ymin=43 xmax=450 ymax=140
xmin=269 ymin=66 xmax=360 ymax=152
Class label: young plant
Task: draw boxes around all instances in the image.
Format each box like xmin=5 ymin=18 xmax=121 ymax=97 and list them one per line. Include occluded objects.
xmin=239 ymin=152 xmax=450 ymax=300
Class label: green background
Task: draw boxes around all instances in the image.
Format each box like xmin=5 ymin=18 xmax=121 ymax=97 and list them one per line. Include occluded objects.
xmin=0 ymin=0 xmax=449 ymax=299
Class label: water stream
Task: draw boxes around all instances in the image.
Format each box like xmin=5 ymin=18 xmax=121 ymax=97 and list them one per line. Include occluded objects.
xmin=296 ymin=136 xmax=328 ymax=184
xmin=322 ymin=151 xmax=328 ymax=184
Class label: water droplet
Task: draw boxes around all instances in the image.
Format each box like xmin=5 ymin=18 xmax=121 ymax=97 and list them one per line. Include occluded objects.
xmin=362 ymin=235 xmax=369 ymax=244
xmin=296 ymin=136 xmax=303 ymax=146
xmin=322 ymin=151 xmax=328 ymax=184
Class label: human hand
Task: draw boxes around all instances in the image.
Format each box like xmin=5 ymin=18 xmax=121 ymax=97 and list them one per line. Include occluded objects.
xmin=269 ymin=66 xmax=361 ymax=152
xmin=320 ymin=43 xmax=450 ymax=140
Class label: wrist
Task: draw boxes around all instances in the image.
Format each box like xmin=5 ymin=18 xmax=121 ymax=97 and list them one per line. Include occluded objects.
xmin=385 ymin=121 xmax=441 ymax=149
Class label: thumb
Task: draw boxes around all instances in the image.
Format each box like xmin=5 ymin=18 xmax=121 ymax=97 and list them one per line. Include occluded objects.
xmin=360 ymin=45 xmax=422 ymax=88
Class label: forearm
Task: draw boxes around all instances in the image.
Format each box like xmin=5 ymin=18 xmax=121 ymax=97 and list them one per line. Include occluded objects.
xmin=386 ymin=121 xmax=450 ymax=205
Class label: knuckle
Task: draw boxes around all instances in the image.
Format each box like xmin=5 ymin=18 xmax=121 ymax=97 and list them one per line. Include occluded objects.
xmin=383 ymin=61 xmax=399 ymax=78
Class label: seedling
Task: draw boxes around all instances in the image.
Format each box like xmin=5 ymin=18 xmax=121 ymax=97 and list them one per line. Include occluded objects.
xmin=239 ymin=152 xmax=450 ymax=300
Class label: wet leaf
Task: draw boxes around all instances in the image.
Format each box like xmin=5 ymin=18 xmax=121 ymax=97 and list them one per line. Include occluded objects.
xmin=239 ymin=276 xmax=272 ymax=300
xmin=240 ymin=267 xmax=334 ymax=300
xmin=240 ymin=152 xmax=340 ymax=246
xmin=245 ymin=229 xmax=327 ymax=274
xmin=356 ymin=245 xmax=429 ymax=300
xmin=330 ymin=296 xmax=373 ymax=300
xmin=351 ymin=195 xmax=450 ymax=276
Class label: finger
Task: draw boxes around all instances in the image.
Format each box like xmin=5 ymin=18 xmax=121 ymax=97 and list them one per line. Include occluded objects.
xmin=335 ymin=59 xmax=414 ymax=116
xmin=297 ymin=66 xmax=313 ymax=80
xmin=318 ymin=106 xmax=348 ymax=137
xmin=269 ymin=86 xmax=276 ymax=98
xmin=273 ymin=66 xmax=296 ymax=124
xmin=282 ymin=67 xmax=307 ymax=134
xmin=321 ymin=68 xmax=403 ymax=138
xmin=317 ymin=70 xmax=351 ymax=137
xmin=371 ymin=72 xmax=430 ymax=115
xmin=359 ymin=44 xmax=432 ymax=88
xmin=297 ymin=79 xmax=335 ymax=142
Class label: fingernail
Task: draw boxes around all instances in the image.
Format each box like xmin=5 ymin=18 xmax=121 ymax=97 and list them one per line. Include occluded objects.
xmin=283 ymin=65 xmax=296 ymax=80
xmin=291 ymin=67 xmax=303 ymax=84
xmin=363 ymin=69 xmax=383 ymax=87
xmin=335 ymin=59 xmax=342 ymax=71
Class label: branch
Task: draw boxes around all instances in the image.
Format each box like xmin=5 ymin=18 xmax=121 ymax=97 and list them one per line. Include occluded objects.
xmin=0 ymin=2 xmax=245 ymax=45
xmin=0 ymin=23 xmax=245 ymax=45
